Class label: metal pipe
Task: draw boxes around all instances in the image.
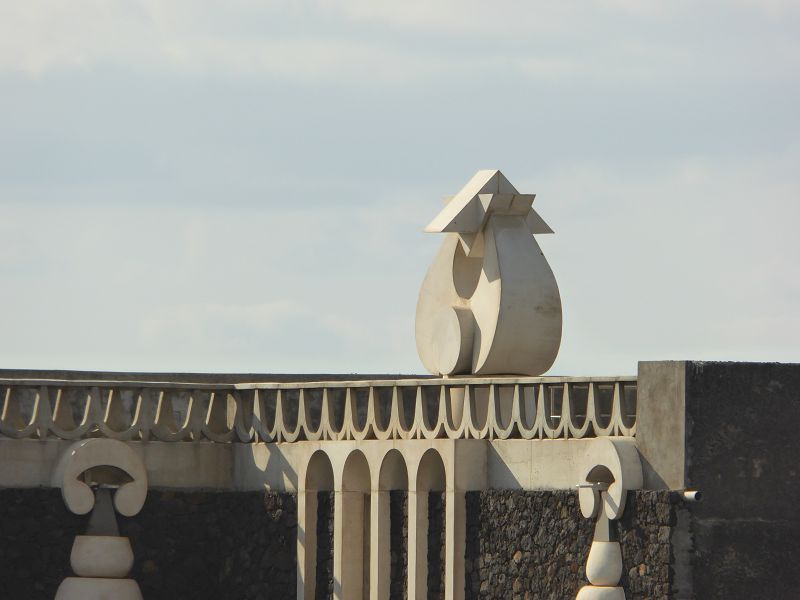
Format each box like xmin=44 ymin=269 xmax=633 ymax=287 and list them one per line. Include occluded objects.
xmin=576 ymin=482 xmax=610 ymax=491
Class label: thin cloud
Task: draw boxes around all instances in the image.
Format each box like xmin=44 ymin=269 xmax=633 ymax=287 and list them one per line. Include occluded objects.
xmin=2 ymin=0 xmax=797 ymax=85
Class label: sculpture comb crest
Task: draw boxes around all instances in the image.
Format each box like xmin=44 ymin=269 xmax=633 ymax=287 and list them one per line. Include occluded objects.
xmin=415 ymin=170 xmax=562 ymax=376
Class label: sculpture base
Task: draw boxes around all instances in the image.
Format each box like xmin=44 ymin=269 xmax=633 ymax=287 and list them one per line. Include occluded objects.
xmin=71 ymin=535 xmax=134 ymax=578
xmin=55 ymin=577 xmax=143 ymax=600
xmin=576 ymin=585 xmax=625 ymax=600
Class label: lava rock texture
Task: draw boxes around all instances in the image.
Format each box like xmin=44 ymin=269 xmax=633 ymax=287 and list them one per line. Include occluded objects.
xmin=464 ymin=489 xmax=678 ymax=600
xmin=0 ymin=489 xmax=297 ymax=600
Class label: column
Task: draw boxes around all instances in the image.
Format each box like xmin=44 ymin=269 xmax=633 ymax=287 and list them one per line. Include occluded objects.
xmin=370 ymin=489 xmax=391 ymax=599
xmin=297 ymin=490 xmax=318 ymax=600
xmin=334 ymin=490 xmax=365 ymax=599
xmin=408 ymin=488 xmax=429 ymax=600
xmin=445 ymin=489 xmax=466 ymax=600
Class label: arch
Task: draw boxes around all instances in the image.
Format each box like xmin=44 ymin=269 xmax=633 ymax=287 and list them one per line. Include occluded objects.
xmin=305 ymin=450 xmax=334 ymax=492
xmin=373 ymin=450 xmax=410 ymax=599
xmin=342 ymin=449 xmax=371 ymax=492
xmin=336 ymin=449 xmax=372 ymax=599
xmin=299 ymin=450 xmax=335 ymax=600
xmin=409 ymin=448 xmax=447 ymax=599
xmin=379 ymin=449 xmax=409 ymax=491
xmin=416 ymin=448 xmax=446 ymax=493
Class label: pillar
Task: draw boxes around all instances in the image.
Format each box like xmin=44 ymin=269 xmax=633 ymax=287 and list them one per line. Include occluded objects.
xmin=335 ymin=490 xmax=367 ymax=599
xmin=370 ymin=489 xmax=391 ymax=599
xmin=297 ymin=490 xmax=318 ymax=599
xmin=445 ymin=489 xmax=465 ymax=600
xmin=407 ymin=487 xmax=429 ymax=600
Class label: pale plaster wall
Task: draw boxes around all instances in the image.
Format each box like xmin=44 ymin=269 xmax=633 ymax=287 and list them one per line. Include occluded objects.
xmin=0 ymin=439 xmax=233 ymax=490
xmin=2 ymin=437 xmax=639 ymax=493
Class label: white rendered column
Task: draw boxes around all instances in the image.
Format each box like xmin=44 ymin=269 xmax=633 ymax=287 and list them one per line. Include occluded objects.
xmin=408 ymin=489 xmax=429 ymax=600
xmin=445 ymin=489 xmax=466 ymax=600
xmin=297 ymin=490 xmax=318 ymax=600
xmin=370 ymin=489 xmax=391 ymax=600
xmin=335 ymin=490 xmax=365 ymax=600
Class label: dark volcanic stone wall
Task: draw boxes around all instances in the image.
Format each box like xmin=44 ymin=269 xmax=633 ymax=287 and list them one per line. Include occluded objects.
xmin=121 ymin=491 xmax=296 ymax=600
xmin=0 ymin=489 xmax=296 ymax=600
xmin=464 ymin=490 xmax=678 ymax=600
xmin=684 ymin=361 xmax=800 ymax=600
xmin=390 ymin=490 xmax=408 ymax=600
xmin=464 ymin=490 xmax=591 ymax=599
xmin=617 ymin=491 xmax=678 ymax=598
xmin=427 ymin=491 xmax=445 ymax=600
xmin=0 ymin=488 xmax=85 ymax=598
xmin=315 ymin=491 xmax=334 ymax=600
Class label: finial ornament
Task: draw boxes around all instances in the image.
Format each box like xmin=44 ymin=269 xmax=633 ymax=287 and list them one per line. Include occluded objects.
xmin=415 ymin=169 xmax=562 ymax=376
xmin=54 ymin=439 xmax=147 ymax=600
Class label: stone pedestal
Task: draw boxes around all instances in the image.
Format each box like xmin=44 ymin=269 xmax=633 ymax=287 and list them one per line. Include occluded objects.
xmin=70 ymin=535 xmax=134 ymax=578
xmin=55 ymin=577 xmax=143 ymax=600
xmin=55 ymin=534 xmax=142 ymax=600
xmin=576 ymin=586 xmax=625 ymax=600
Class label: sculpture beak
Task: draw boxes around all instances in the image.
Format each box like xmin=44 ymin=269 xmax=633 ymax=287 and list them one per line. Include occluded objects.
xmin=424 ymin=193 xmax=553 ymax=235
xmin=424 ymin=196 xmax=483 ymax=234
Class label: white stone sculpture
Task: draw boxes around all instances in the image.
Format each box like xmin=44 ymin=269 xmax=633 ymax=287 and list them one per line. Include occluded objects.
xmin=415 ymin=169 xmax=562 ymax=376
xmin=54 ymin=438 xmax=147 ymax=600
xmin=576 ymin=438 xmax=643 ymax=600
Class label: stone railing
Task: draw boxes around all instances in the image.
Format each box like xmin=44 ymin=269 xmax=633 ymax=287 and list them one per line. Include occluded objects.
xmin=0 ymin=376 xmax=636 ymax=443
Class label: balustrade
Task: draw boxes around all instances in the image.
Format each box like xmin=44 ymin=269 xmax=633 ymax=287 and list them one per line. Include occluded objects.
xmin=0 ymin=377 xmax=636 ymax=442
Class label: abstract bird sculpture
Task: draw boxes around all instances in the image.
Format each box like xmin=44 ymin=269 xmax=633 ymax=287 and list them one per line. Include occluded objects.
xmin=415 ymin=170 xmax=562 ymax=376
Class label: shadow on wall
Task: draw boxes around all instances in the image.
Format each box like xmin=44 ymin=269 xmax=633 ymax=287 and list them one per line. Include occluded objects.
xmin=486 ymin=445 xmax=524 ymax=490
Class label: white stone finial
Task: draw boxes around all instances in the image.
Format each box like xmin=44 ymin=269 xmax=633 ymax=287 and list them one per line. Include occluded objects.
xmin=57 ymin=438 xmax=147 ymax=517
xmin=415 ymin=170 xmax=562 ymax=376
xmin=54 ymin=439 xmax=147 ymax=600
xmin=577 ymin=438 xmax=642 ymax=521
xmin=575 ymin=438 xmax=643 ymax=600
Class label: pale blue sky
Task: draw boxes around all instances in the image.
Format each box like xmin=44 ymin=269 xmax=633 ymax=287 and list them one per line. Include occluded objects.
xmin=1 ymin=1 xmax=798 ymax=375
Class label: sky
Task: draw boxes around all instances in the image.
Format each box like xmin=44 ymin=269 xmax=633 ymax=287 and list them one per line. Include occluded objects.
xmin=0 ymin=0 xmax=798 ymax=376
